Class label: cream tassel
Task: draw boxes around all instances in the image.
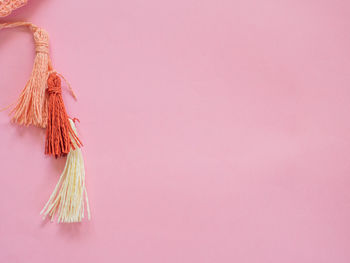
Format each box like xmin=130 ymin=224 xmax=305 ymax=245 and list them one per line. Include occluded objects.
xmin=41 ymin=119 xmax=90 ymax=223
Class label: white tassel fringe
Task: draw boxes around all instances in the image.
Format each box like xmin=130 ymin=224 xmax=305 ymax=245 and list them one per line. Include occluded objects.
xmin=41 ymin=119 xmax=90 ymax=223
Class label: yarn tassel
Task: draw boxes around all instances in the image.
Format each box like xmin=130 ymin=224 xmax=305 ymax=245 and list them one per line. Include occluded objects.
xmin=41 ymin=119 xmax=90 ymax=223
xmin=0 ymin=22 xmax=52 ymax=128
xmin=45 ymin=73 xmax=82 ymax=157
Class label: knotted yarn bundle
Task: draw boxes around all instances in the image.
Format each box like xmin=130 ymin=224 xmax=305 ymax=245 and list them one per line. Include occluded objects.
xmin=0 ymin=22 xmax=90 ymax=223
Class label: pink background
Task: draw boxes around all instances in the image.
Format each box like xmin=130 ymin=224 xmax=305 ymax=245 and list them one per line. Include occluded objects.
xmin=1 ymin=0 xmax=350 ymax=262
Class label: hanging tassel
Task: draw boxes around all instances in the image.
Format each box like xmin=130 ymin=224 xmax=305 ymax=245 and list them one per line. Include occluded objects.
xmin=0 ymin=22 xmax=52 ymax=128
xmin=45 ymin=73 xmax=82 ymax=158
xmin=1 ymin=22 xmax=91 ymax=222
xmin=41 ymin=119 xmax=90 ymax=223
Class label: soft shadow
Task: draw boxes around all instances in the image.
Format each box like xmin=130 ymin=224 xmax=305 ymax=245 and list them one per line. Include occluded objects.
xmin=0 ymin=26 xmax=33 ymax=50
xmin=12 ymin=121 xmax=44 ymax=139
xmin=39 ymin=216 xmax=92 ymax=240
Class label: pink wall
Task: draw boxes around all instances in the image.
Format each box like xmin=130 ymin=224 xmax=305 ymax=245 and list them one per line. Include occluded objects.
xmin=1 ymin=0 xmax=350 ymax=262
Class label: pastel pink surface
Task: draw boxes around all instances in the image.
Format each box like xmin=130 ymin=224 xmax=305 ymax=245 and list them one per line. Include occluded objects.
xmin=1 ymin=0 xmax=350 ymax=262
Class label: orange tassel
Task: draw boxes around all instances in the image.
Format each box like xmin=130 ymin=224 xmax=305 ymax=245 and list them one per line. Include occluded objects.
xmin=45 ymin=73 xmax=82 ymax=158
xmin=0 ymin=23 xmax=52 ymax=128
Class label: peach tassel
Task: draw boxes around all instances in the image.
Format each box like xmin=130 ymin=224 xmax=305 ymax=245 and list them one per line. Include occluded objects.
xmin=0 ymin=22 xmax=52 ymax=128
xmin=45 ymin=73 xmax=82 ymax=158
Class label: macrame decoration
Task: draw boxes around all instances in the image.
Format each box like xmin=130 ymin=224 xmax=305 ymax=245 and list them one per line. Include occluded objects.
xmin=0 ymin=22 xmax=90 ymax=223
xmin=0 ymin=0 xmax=27 ymax=17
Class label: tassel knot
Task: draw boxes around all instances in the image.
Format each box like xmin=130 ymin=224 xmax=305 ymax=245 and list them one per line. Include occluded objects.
xmin=34 ymin=28 xmax=49 ymax=54
xmin=47 ymin=74 xmax=62 ymax=95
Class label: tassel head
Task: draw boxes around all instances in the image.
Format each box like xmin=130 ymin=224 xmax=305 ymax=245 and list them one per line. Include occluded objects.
xmin=34 ymin=28 xmax=49 ymax=54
